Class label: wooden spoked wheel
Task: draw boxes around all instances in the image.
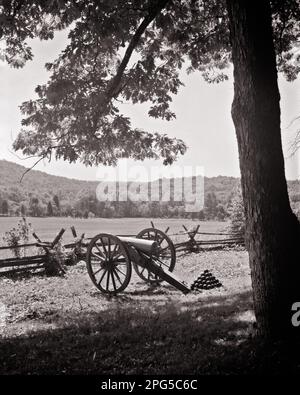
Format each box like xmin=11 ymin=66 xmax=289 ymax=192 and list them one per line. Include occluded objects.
xmin=133 ymin=228 xmax=176 ymax=284
xmin=86 ymin=233 xmax=132 ymax=295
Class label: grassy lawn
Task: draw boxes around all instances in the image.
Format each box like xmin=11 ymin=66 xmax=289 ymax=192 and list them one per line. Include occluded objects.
xmin=0 ymin=219 xmax=296 ymax=374
xmin=0 ymin=246 xmax=278 ymax=375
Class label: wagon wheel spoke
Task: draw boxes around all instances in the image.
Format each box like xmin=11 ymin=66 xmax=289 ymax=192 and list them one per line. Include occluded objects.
xmin=94 ymin=244 xmax=106 ymax=259
xmin=110 ymin=270 xmax=117 ymax=291
xmin=115 ymin=266 xmax=126 ymax=277
xmin=110 ymin=243 xmax=119 ymax=259
xmin=93 ymin=267 xmax=105 ymax=276
xmin=106 ymin=270 xmax=111 ymax=291
xmin=156 ymin=233 xmax=165 ymax=246
xmin=87 ymin=233 xmax=132 ymax=295
xmin=98 ymin=268 xmax=108 ymax=285
xmin=100 ymin=237 xmax=108 ymax=256
xmin=107 ymin=237 xmax=112 ymax=259
xmin=111 ymin=250 xmax=123 ymax=261
xmin=112 ymin=268 xmax=123 ymax=285
xmin=91 ymin=251 xmax=105 ymax=261
xmin=158 ymin=239 xmax=164 ymax=246
xmin=134 ymin=228 xmax=176 ymax=284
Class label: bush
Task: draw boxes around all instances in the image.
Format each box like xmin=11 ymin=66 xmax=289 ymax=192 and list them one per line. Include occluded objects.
xmin=2 ymin=217 xmax=32 ymax=258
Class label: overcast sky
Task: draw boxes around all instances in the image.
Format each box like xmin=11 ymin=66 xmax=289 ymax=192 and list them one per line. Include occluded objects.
xmin=0 ymin=30 xmax=299 ymax=181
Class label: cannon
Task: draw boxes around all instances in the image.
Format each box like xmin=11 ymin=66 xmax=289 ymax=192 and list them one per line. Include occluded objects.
xmin=86 ymin=227 xmax=190 ymax=295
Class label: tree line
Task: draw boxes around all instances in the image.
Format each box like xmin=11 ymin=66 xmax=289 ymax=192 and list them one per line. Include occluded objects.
xmin=0 ymin=191 xmax=234 ymax=221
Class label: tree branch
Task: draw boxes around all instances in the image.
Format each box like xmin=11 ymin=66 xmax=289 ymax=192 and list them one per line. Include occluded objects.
xmin=288 ymin=129 xmax=300 ymax=157
xmin=105 ymin=0 xmax=171 ymax=101
xmin=20 ymin=156 xmax=45 ymax=183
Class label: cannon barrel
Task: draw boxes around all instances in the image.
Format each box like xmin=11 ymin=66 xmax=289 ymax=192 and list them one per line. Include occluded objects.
xmin=118 ymin=236 xmax=158 ymax=254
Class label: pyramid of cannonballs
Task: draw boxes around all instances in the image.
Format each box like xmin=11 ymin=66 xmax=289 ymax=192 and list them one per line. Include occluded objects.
xmin=190 ymin=270 xmax=222 ymax=291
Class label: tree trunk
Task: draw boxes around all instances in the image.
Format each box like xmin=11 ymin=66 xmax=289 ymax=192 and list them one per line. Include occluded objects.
xmin=226 ymin=0 xmax=300 ymax=339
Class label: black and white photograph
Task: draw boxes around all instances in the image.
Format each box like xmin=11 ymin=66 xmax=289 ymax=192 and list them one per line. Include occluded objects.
xmin=0 ymin=0 xmax=300 ymax=382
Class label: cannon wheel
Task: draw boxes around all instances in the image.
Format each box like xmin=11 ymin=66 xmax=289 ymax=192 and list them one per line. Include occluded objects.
xmin=86 ymin=233 xmax=132 ymax=295
xmin=133 ymin=228 xmax=176 ymax=284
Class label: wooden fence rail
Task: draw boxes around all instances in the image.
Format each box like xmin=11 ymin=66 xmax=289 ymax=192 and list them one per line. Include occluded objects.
xmin=0 ymin=243 xmax=38 ymax=251
xmin=0 ymin=228 xmax=67 ymax=275
xmin=0 ymin=222 xmax=245 ymax=276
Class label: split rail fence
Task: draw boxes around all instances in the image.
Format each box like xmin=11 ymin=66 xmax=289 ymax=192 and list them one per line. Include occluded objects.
xmin=0 ymin=222 xmax=244 ymax=275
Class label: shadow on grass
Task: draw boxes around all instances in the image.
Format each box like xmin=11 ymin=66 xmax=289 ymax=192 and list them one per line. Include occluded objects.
xmin=0 ymin=289 xmax=297 ymax=375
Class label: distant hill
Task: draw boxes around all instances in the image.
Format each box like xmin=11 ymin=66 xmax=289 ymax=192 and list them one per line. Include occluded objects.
xmin=0 ymin=159 xmax=298 ymax=218
xmin=0 ymin=159 xmax=97 ymax=198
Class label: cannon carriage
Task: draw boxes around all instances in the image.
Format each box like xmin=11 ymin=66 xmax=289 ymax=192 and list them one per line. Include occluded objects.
xmin=86 ymin=227 xmax=189 ymax=295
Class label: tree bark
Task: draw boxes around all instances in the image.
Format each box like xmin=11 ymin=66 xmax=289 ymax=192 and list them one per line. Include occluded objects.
xmin=226 ymin=0 xmax=300 ymax=339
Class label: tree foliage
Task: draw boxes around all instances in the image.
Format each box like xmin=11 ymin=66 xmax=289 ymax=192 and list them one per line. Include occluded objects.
xmin=1 ymin=1 xmax=299 ymax=166
xmin=0 ymin=1 xmax=299 ymax=167
xmin=0 ymin=0 xmax=74 ymax=67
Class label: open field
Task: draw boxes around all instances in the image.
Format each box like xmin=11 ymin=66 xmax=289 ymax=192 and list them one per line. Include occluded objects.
xmin=0 ymin=218 xmax=296 ymax=374
xmin=0 ymin=246 xmax=258 ymax=374
xmin=0 ymin=217 xmax=229 ymax=243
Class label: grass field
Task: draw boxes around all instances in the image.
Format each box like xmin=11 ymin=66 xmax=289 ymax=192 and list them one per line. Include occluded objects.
xmin=0 ymin=248 xmax=256 ymax=374
xmin=0 ymin=216 xmax=229 ymax=243
xmin=0 ymin=218 xmax=296 ymax=374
